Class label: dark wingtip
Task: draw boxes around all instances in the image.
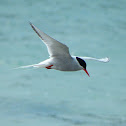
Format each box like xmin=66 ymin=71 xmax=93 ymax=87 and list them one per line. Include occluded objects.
xmin=29 ymin=21 xmax=36 ymax=32
xmin=29 ymin=21 xmax=33 ymax=26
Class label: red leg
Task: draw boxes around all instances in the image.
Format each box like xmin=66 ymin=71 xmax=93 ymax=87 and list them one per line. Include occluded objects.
xmin=46 ymin=65 xmax=53 ymax=69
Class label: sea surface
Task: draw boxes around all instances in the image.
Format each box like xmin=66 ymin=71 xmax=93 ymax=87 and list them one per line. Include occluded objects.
xmin=0 ymin=0 xmax=126 ymax=126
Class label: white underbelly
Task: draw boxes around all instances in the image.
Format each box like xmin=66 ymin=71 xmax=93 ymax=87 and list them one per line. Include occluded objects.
xmin=51 ymin=57 xmax=83 ymax=71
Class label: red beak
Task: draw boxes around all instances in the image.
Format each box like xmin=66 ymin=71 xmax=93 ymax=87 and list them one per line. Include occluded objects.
xmin=83 ymin=69 xmax=90 ymax=77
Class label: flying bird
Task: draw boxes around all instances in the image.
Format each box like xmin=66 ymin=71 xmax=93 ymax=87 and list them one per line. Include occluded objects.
xmin=16 ymin=22 xmax=109 ymax=77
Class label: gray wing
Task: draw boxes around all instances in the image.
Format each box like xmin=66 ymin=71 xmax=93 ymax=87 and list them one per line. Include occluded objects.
xmin=80 ymin=57 xmax=110 ymax=63
xmin=30 ymin=22 xmax=71 ymax=58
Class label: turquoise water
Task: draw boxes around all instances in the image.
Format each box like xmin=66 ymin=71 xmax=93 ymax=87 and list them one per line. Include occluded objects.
xmin=0 ymin=0 xmax=126 ymax=125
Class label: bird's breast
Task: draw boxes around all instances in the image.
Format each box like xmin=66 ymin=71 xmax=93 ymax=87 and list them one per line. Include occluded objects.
xmin=51 ymin=57 xmax=83 ymax=71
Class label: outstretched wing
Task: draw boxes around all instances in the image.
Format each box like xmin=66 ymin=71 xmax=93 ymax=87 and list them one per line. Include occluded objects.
xmin=80 ymin=57 xmax=110 ymax=63
xmin=30 ymin=22 xmax=71 ymax=58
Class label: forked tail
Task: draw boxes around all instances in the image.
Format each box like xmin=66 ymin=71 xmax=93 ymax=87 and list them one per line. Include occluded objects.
xmin=13 ymin=64 xmax=39 ymax=69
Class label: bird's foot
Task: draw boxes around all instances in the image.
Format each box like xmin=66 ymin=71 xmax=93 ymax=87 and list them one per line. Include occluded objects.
xmin=46 ymin=65 xmax=53 ymax=69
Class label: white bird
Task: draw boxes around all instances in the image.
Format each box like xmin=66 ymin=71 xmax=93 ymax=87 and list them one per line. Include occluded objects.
xmin=16 ymin=22 xmax=109 ymax=77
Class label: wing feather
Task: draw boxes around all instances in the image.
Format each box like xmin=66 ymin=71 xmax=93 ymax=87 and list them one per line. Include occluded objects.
xmin=29 ymin=22 xmax=71 ymax=58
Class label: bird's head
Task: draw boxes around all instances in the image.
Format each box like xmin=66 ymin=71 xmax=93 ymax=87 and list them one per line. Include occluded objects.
xmin=76 ymin=57 xmax=90 ymax=77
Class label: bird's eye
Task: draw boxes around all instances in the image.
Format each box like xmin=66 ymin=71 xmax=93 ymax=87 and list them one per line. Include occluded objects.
xmin=76 ymin=57 xmax=86 ymax=69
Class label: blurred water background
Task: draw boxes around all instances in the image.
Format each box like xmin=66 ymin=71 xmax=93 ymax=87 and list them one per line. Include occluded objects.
xmin=0 ymin=0 xmax=126 ymax=126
